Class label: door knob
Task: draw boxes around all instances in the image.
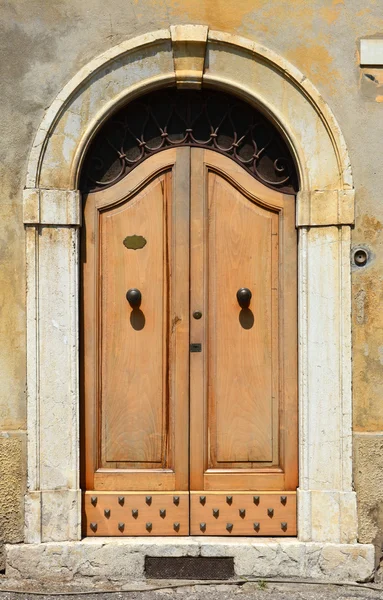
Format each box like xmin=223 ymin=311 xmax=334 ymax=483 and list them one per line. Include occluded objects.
xmin=236 ymin=287 xmax=252 ymax=308
xmin=126 ymin=288 xmax=142 ymax=308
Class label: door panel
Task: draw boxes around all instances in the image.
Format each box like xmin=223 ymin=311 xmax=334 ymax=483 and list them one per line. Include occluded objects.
xmin=189 ymin=149 xmax=297 ymax=495
xmin=82 ymin=148 xmax=190 ymax=498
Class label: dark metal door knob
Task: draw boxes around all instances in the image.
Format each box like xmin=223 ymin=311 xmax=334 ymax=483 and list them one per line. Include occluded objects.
xmin=236 ymin=287 xmax=252 ymax=308
xmin=126 ymin=288 xmax=142 ymax=307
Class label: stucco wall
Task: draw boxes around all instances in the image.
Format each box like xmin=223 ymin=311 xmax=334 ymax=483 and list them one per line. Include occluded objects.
xmin=1 ymin=0 xmax=382 ymax=564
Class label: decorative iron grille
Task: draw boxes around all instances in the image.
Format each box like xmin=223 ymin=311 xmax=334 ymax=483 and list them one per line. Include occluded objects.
xmin=80 ymin=88 xmax=298 ymax=194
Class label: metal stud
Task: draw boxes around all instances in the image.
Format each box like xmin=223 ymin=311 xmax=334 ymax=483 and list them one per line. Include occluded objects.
xmin=200 ymin=522 xmax=206 ymax=532
xmin=146 ymin=522 xmax=152 ymax=532
xmin=91 ymin=496 xmax=97 ymax=506
xmin=239 ymin=508 xmax=246 ymax=518
xmin=253 ymin=496 xmax=260 ymax=505
xmin=281 ymin=522 xmax=288 ymax=532
xmin=226 ymin=523 xmax=233 ymax=532
xmin=118 ymin=522 xmax=125 ymax=532
xmin=118 ymin=496 xmax=125 ymax=506
xmin=280 ymin=496 xmax=287 ymax=505
xmin=226 ymin=496 xmax=233 ymax=505
xmin=213 ymin=508 xmax=219 ymax=518
xmin=90 ymin=522 xmax=98 ymax=532
xmin=174 ymin=522 xmax=180 ymax=532
xmin=146 ymin=496 xmax=152 ymax=506
xmin=104 ymin=508 xmax=111 ymax=518
xmin=200 ymin=496 xmax=206 ymax=505
xmin=253 ymin=522 xmax=260 ymax=532
xmin=132 ymin=509 xmax=139 ymax=519
xmin=173 ymin=496 xmax=180 ymax=506
xmin=267 ymin=508 xmax=274 ymax=518
xmin=160 ymin=509 xmax=166 ymax=518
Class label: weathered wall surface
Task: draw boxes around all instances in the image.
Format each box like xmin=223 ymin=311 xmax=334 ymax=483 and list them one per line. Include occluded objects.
xmin=1 ymin=0 xmax=382 ymax=563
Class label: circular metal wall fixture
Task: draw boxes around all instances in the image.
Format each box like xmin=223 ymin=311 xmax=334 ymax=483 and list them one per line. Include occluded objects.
xmin=352 ymin=247 xmax=369 ymax=267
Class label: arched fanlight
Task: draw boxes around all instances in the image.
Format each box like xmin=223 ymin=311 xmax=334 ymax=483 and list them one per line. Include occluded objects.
xmin=80 ymin=88 xmax=298 ymax=194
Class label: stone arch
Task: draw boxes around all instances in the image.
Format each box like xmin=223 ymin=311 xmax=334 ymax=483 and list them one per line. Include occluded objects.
xmin=24 ymin=27 xmax=354 ymax=226
xmin=23 ymin=26 xmax=356 ymax=546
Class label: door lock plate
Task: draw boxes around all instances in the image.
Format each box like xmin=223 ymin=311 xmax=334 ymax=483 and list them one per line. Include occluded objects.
xmin=190 ymin=343 xmax=202 ymax=352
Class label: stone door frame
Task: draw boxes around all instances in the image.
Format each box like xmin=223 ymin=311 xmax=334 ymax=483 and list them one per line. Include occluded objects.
xmin=23 ymin=26 xmax=356 ymax=544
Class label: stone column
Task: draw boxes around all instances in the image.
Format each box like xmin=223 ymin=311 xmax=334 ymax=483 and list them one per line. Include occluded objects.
xmin=297 ymin=190 xmax=357 ymax=543
xmin=24 ymin=189 xmax=81 ymax=543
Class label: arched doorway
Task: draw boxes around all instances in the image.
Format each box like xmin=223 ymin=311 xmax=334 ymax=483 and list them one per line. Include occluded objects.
xmin=80 ymin=89 xmax=298 ymax=536
xmin=22 ymin=28 xmax=360 ymax=557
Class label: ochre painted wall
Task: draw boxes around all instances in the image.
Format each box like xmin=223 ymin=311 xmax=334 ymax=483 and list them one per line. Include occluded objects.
xmin=1 ymin=0 xmax=383 ymax=561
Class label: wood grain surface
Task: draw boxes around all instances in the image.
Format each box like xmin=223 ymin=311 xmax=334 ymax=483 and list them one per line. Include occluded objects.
xmin=82 ymin=149 xmax=190 ymax=492
xmin=189 ymin=150 xmax=298 ymax=493
xmin=190 ymin=491 xmax=296 ymax=535
xmin=82 ymin=147 xmax=298 ymax=535
xmin=84 ymin=491 xmax=189 ymax=536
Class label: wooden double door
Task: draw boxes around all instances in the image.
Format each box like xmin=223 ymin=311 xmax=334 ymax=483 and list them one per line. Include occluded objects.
xmin=82 ymin=147 xmax=297 ymax=536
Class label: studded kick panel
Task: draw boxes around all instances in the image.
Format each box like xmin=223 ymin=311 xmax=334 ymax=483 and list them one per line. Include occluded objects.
xmin=84 ymin=491 xmax=296 ymax=536
xmin=190 ymin=492 xmax=296 ymax=536
xmin=83 ymin=492 xmax=189 ymax=536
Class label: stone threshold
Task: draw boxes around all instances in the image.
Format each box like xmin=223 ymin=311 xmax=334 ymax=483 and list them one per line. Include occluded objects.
xmin=5 ymin=538 xmax=375 ymax=583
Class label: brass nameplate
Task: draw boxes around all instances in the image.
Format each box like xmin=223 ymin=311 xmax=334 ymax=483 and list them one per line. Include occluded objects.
xmin=123 ymin=235 xmax=147 ymax=250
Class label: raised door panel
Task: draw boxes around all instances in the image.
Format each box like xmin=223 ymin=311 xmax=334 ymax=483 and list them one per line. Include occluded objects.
xmin=100 ymin=176 xmax=168 ymax=468
xmin=208 ymin=172 xmax=279 ymax=467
